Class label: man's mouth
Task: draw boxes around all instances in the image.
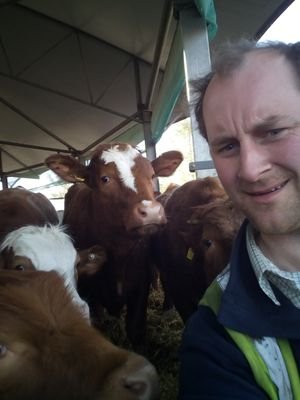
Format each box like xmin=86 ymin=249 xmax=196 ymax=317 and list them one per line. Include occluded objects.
xmin=247 ymin=180 xmax=288 ymax=196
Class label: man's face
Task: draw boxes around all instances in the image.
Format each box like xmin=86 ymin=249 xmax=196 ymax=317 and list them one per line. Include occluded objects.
xmin=202 ymin=50 xmax=300 ymax=235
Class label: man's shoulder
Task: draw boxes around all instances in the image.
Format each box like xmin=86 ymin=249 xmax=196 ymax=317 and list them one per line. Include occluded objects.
xmin=183 ymin=296 xmax=233 ymax=348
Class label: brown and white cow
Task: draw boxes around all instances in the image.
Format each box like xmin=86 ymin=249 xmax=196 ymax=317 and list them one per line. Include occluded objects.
xmin=0 ymin=188 xmax=89 ymax=318
xmin=0 ymin=269 xmax=159 ymax=400
xmin=46 ymin=143 xmax=183 ymax=344
xmin=154 ymin=176 xmax=244 ymax=322
xmin=0 ymin=224 xmax=89 ymax=319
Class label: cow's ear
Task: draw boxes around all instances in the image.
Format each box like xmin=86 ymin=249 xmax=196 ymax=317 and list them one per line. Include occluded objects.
xmin=151 ymin=151 xmax=183 ymax=177
xmin=45 ymin=154 xmax=88 ymax=183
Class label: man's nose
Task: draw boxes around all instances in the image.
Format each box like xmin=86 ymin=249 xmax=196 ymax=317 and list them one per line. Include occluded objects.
xmin=238 ymin=141 xmax=271 ymax=182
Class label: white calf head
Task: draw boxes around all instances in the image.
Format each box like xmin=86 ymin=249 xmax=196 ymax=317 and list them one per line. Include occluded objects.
xmin=0 ymin=225 xmax=89 ymax=318
xmin=1 ymin=225 xmax=76 ymax=272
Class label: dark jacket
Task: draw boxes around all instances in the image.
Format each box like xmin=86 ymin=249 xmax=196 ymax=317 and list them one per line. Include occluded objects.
xmin=178 ymin=220 xmax=300 ymax=399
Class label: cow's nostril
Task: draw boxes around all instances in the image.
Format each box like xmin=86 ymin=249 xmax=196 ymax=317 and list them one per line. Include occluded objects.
xmin=128 ymin=201 xmax=166 ymax=230
xmin=139 ymin=209 xmax=147 ymax=217
xmin=123 ymin=379 xmax=147 ymax=396
xmin=136 ymin=205 xmax=148 ymax=218
xmin=119 ymin=357 xmax=159 ymax=400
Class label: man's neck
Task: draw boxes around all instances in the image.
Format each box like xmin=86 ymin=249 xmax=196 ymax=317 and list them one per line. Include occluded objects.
xmin=256 ymin=231 xmax=300 ymax=272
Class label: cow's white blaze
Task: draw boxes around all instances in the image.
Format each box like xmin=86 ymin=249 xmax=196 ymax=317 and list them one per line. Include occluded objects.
xmin=101 ymin=145 xmax=139 ymax=192
xmin=0 ymin=225 xmax=89 ymax=318
xmin=142 ymin=200 xmax=152 ymax=207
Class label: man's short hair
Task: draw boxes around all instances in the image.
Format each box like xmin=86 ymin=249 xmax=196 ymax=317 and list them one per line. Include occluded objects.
xmin=193 ymin=39 xmax=300 ymax=140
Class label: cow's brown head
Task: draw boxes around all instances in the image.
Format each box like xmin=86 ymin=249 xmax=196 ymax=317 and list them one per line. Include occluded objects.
xmin=46 ymin=143 xmax=183 ymax=236
xmin=0 ymin=270 xmax=159 ymax=399
xmin=186 ymin=198 xmax=244 ymax=285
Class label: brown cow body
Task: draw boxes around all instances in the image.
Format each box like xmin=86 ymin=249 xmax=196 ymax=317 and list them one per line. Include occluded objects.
xmin=0 ymin=270 xmax=159 ymax=400
xmin=0 ymin=188 xmax=58 ymax=242
xmin=46 ymin=143 xmax=183 ymax=344
xmin=154 ymin=176 xmax=244 ymax=322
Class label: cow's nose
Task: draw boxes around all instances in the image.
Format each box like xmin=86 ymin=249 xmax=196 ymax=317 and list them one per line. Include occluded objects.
xmin=133 ymin=200 xmax=166 ymax=226
xmin=101 ymin=353 xmax=159 ymax=399
xmin=120 ymin=355 xmax=160 ymax=400
xmin=123 ymin=362 xmax=159 ymax=400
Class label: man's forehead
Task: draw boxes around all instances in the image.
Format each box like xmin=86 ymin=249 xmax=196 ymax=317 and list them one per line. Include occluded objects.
xmin=218 ymin=48 xmax=282 ymax=75
xmin=207 ymin=50 xmax=292 ymax=96
xmin=202 ymin=49 xmax=300 ymax=137
xmin=240 ymin=48 xmax=286 ymax=70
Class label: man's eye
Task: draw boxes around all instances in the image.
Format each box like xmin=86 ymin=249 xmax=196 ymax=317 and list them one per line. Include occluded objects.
xmin=210 ymin=139 xmax=239 ymax=157
xmin=218 ymin=143 xmax=237 ymax=154
xmin=263 ymin=127 xmax=291 ymax=140
xmin=268 ymin=128 xmax=285 ymax=136
xmin=223 ymin=143 xmax=235 ymax=151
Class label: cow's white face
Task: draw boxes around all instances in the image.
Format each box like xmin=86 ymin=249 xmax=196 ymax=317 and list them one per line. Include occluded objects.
xmin=1 ymin=225 xmax=76 ymax=272
xmin=0 ymin=225 xmax=89 ymax=319
xmin=101 ymin=144 xmax=139 ymax=193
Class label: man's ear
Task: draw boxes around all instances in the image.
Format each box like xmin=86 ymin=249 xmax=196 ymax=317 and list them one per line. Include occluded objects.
xmin=45 ymin=154 xmax=88 ymax=183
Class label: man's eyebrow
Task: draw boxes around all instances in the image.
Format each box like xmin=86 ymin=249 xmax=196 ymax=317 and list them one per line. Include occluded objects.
xmin=208 ymin=116 xmax=298 ymax=148
xmin=250 ymin=116 xmax=281 ymax=132
xmin=250 ymin=115 xmax=300 ymax=132
xmin=209 ymin=136 xmax=236 ymax=148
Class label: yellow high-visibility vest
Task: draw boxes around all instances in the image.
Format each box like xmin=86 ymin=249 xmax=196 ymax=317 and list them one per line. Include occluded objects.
xmin=200 ymin=281 xmax=300 ymax=400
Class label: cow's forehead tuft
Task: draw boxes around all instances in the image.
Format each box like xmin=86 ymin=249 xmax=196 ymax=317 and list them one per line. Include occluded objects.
xmin=100 ymin=145 xmax=140 ymax=192
xmin=100 ymin=144 xmax=139 ymax=161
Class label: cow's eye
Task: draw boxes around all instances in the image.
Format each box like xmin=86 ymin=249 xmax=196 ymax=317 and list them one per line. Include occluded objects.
xmin=101 ymin=176 xmax=110 ymax=183
xmin=203 ymin=239 xmax=212 ymax=249
xmin=15 ymin=265 xmax=25 ymax=271
xmin=0 ymin=344 xmax=7 ymax=358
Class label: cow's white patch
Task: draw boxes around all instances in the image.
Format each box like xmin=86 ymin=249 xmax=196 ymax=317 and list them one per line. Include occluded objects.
xmin=142 ymin=200 xmax=152 ymax=207
xmin=0 ymin=225 xmax=90 ymax=319
xmin=101 ymin=145 xmax=139 ymax=192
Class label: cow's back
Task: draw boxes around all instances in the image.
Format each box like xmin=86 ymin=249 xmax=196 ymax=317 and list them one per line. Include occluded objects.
xmin=0 ymin=188 xmax=58 ymax=242
xmin=164 ymin=177 xmax=226 ymax=220
xmin=62 ymin=183 xmax=97 ymax=248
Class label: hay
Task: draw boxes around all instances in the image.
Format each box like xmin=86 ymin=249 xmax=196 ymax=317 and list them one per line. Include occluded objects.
xmin=99 ymin=282 xmax=184 ymax=400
